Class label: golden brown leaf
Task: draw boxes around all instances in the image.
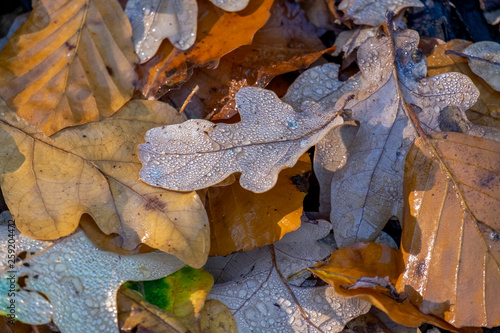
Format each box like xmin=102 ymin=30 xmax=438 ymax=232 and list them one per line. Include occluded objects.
xmin=138 ymin=0 xmax=274 ymax=99
xmin=0 ymin=0 xmax=138 ymax=136
xmin=206 ymin=154 xmax=310 ymax=256
xmin=199 ymin=300 xmax=237 ymax=333
xmin=399 ymin=132 xmax=500 ymax=327
xmin=0 ymin=99 xmax=208 ymax=267
xmin=309 ymin=242 xmax=461 ymax=331
xmin=426 ymin=40 xmax=500 ymax=129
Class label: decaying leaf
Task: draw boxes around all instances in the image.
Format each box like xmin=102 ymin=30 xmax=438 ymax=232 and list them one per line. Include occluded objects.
xmin=206 ymin=220 xmax=371 ymax=332
xmin=138 ymin=0 xmax=273 ymax=99
xmin=0 ymin=98 xmax=208 ymax=267
xmin=206 ymin=154 xmax=310 ymax=257
xmin=139 ymin=87 xmax=344 ymax=193
xmin=463 ymin=41 xmax=500 ymax=91
xmin=338 ymin=0 xmax=424 ymax=26
xmin=0 ymin=0 xmax=138 ymax=136
xmin=309 ymin=242 xmax=461 ymax=331
xmin=399 ymin=132 xmax=500 ymax=328
xmin=0 ymin=211 xmax=185 ymax=333
xmin=126 ymin=0 xmax=198 ymax=63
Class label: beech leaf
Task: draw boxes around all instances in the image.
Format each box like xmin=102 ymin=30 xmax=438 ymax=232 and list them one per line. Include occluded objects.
xmin=0 ymin=98 xmax=209 ymax=267
xmin=139 ymin=87 xmax=344 ymax=193
xmin=338 ymin=0 xmax=424 ymax=26
xmin=398 ymin=132 xmax=500 ymax=327
xmin=206 ymin=220 xmax=371 ymax=332
xmin=0 ymin=0 xmax=138 ymax=136
xmin=0 ymin=211 xmax=185 ymax=333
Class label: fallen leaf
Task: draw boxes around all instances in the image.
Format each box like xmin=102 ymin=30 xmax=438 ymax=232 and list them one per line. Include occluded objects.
xmin=199 ymin=300 xmax=238 ymax=333
xmin=126 ymin=0 xmax=199 ymax=63
xmin=0 ymin=0 xmax=138 ymax=136
xmin=138 ymin=0 xmax=273 ymax=99
xmin=309 ymin=242 xmax=460 ymax=331
xmin=332 ymin=28 xmax=377 ymax=58
xmin=338 ymin=0 xmax=424 ymax=26
xmin=0 ymin=98 xmax=209 ymax=267
xmin=398 ymin=132 xmax=500 ymax=327
xmin=0 ymin=211 xmax=185 ymax=333
xmin=206 ymin=153 xmax=310 ymax=256
xmin=463 ymin=41 xmax=500 ymax=91
xmin=206 ymin=220 xmax=371 ymax=332
xmin=139 ymin=87 xmax=344 ymax=193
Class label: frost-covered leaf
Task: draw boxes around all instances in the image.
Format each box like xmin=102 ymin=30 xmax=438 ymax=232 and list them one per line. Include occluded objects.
xmin=0 ymin=98 xmax=208 ymax=267
xmin=0 ymin=211 xmax=185 ymax=333
xmin=0 ymin=0 xmax=138 ymax=136
xmin=338 ymin=0 xmax=423 ymax=26
xmin=126 ymin=0 xmax=198 ymax=63
xmin=139 ymin=87 xmax=344 ymax=193
xmin=463 ymin=41 xmax=500 ymax=92
xmin=205 ymin=220 xmax=371 ymax=332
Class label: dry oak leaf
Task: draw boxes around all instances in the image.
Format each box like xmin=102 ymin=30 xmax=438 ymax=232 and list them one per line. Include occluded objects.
xmin=309 ymin=242 xmax=462 ymax=332
xmin=398 ymin=132 xmax=500 ymax=328
xmin=463 ymin=41 xmax=500 ymax=92
xmin=138 ymin=0 xmax=273 ymax=99
xmin=0 ymin=0 xmax=138 ymax=136
xmin=205 ymin=154 xmax=310 ymax=257
xmin=0 ymin=211 xmax=185 ymax=333
xmin=302 ymin=29 xmax=478 ymax=248
xmin=0 ymin=98 xmax=209 ymax=267
xmin=338 ymin=0 xmax=423 ymax=26
xmin=206 ymin=220 xmax=371 ymax=332
xmin=139 ymin=87 xmax=344 ymax=193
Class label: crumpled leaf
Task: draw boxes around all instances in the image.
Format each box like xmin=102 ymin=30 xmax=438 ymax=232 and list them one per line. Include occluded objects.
xmin=205 ymin=154 xmax=310 ymax=256
xmin=309 ymin=242 xmax=461 ymax=331
xmin=332 ymin=28 xmax=376 ymax=58
xmin=125 ymin=0 xmax=198 ymax=63
xmin=139 ymin=87 xmax=344 ymax=193
xmin=0 ymin=211 xmax=185 ymax=333
xmin=138 ymin=0 xmax=273 ymax=99
xmin=398 ymin=132 xmax=500 ymax=328
xmin=0 ymin=98 xmax=208 ymax=267
xmin=338 ymin=0 xmax=424 ymax=26
xmin=463 ymin=41 xmax=500 ymax=91
xmin=0 ymin=0 xmax=138 ymax=136
xmin=206 ymin=220 xmax=371 ymax=332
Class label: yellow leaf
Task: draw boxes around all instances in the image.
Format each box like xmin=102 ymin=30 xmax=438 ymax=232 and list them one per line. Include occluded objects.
xmin=0 ymin=0 xmax=138 ymax=136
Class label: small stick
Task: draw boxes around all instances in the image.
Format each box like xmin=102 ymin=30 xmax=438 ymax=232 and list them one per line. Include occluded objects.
xmin=179 ymin=85 xmax=199 ymax=114
xmin=445 ymin=50 xmax=500 ymax=66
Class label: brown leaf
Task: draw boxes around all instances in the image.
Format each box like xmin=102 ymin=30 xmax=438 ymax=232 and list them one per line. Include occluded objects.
xmin=138 ymin=0 xmax=274 ymax=99
xmin=309 ymin=242 xmax=461 ymax=331
xmin=206 ymin=154 xmax=310 ymax=256
xmin=0 ymin=99 xmax=208 ymax=267
xmin=199 ymin=300 xmax=237 ymax=333
xmin=0 ymin=0 xmax=138 ymax=136
xmin=398 ymin=132 xmax=500 ymax=327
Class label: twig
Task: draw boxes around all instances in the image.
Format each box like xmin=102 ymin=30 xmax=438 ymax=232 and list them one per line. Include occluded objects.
xmin=179 ymin=85 xmax=199 ymax=114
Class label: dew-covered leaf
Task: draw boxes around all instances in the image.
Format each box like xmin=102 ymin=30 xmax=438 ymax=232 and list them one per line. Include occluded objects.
xmin=0 ymin=211 xmax=185 ymax=333
xmin=398 ymin=132 xmax=500 ymax=328
xmin=0 ymin=98 xmax=208 ymax=267
xmin=208 ymin=0 xmax=250 ymax=11
xmin=0 ymin=0 xmax=138 ymax=136
xmin=206 ymin=154 xmax=310 ymax=256
xmin=126 ymin=0 xmax=198 ymax=63
xmin=205 ymin=220 xmax=371 ymax=332
xmin=463 ymin=41 xmax=500 ymax=91
xmin=139 ymin=87 xmax=344 ymax=193
xmin=338 ymin=0 xmax=424 ymax=26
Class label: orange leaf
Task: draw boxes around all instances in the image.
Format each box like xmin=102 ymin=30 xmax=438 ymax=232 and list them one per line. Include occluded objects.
xmin=138 ymin=0 xmax=274 ymax=99
xmin=399 ymin=132 xmax=500 ymax=328
xmin=309 ymin=242 xmax=463 ymax=331
xmin=0 ymin=0 xmax=138 ymax=136
xmin=206 ymin=154 xmax=311 ymax=256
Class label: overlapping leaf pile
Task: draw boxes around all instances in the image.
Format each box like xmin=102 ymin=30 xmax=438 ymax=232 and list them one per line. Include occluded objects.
xmin=1 ymin=0 xmax=500 ymax=332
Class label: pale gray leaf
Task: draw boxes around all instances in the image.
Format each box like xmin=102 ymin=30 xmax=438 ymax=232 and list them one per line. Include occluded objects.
xmin=139 ymin=87 xmax=343 ymax=193
xmin=126 ymin=0 xmax=197 ymax=63
xmin=338 ymin=0 xmax=424 ymax=26
xmin=463 ymin=41 xmax=500 ymax=92
xmin=209 ymin=0 xmax=250 ymax=12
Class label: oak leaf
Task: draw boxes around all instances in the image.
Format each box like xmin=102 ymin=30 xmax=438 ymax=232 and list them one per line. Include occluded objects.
xmin=0 ymin=98 xmax=208 ymax=267
xmin=206 ymin=220 xmax=371 ymax=332
xmin=0 ymin=211 xmax=185 ymax=333
xmin=0 ymin=0 xmax=138 ymax=136
xmin=398 ymin=132 xmax=500 ymax=327
xmin=338 ymin=0 xmax=423 ymax=26
xmin=139 ymin=87 xmax=344 ymax=193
